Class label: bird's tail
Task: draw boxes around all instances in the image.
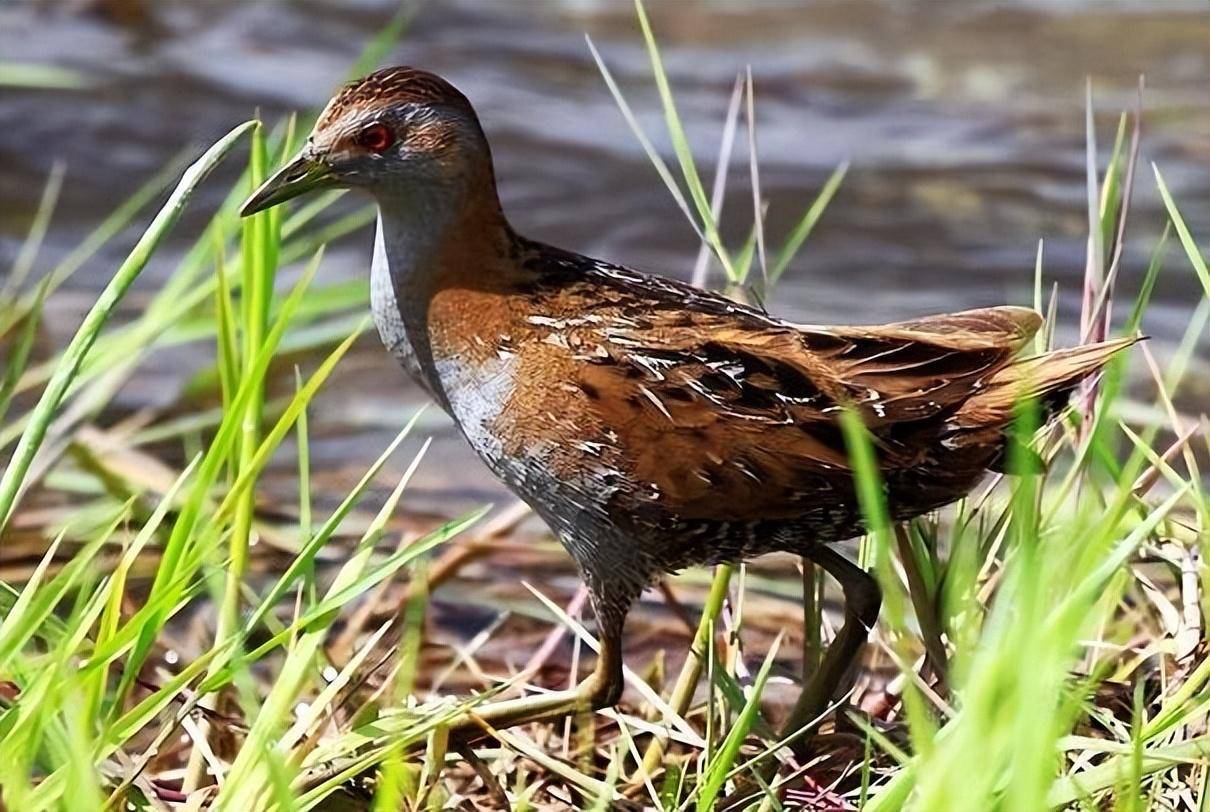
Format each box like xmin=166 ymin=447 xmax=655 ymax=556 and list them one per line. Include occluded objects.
xmin=954 ymin=335 xmax=1141 ymax=427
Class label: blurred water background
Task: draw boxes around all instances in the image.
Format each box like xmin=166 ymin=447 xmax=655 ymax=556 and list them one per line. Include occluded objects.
xmin=1 ymin=0 xmax=1207 ymax=513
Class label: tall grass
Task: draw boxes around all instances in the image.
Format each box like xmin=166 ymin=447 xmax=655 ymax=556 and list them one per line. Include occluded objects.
xmin=0 ymin=1 xmax=1207 ymax=810
xmin=0 ymin=111 xmax=489 ymax=808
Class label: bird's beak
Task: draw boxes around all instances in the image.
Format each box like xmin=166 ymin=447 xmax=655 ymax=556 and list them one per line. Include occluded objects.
xmin=240 ymin=152 xmax=335 ymax=217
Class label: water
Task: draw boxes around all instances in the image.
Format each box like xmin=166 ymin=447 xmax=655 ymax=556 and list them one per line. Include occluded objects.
xmin=2 ymin=0 xmax=1207 ymax=512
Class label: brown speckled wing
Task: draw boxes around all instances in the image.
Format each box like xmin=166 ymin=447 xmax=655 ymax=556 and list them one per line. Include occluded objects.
xmin=498 ymin=244 xmax=1045 ymax=524
xmin=570 ymin=309 xmax=1037 ymax=522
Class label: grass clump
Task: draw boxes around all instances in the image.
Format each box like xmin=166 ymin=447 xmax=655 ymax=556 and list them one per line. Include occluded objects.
xmin=1 ymin=2 xmax=1207 ymax=810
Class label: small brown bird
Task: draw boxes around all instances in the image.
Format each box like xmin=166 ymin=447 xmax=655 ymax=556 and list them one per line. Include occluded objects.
xmin=242 ymin=67 xmax=1134 ymax=754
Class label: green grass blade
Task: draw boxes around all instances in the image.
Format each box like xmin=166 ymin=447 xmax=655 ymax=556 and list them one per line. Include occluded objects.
xmin=4 ymin=162 xmax=64 ymax=298
xmin=584 ymin=35 xmax=707 ymax=250
xmin=695 ymin=634 xmax=781 ymax=810
xmin=0 ymin=153 xmax=190 ymax=340
xmin=1152 ymin=163 xmax=1210 ymax=300
xmin=0 ymin=276 xmax=50 ymax=427
xmin=769 ymin=160 xmax=848 ymax=283
xmin=0 ymin=121 xmax=255 ymax=535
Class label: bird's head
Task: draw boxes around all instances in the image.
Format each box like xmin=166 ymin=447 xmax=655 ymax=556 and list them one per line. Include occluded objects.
xmin=241 ymin=67 xmax=492 ymax=217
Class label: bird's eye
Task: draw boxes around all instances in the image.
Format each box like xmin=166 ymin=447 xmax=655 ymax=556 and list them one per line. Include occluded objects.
xmin=356 ymin=123 xmax=394 ymax=153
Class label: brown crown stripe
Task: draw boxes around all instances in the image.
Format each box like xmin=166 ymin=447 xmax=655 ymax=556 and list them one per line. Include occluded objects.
xmin=317 ymin=66 xmax=472 ymax=128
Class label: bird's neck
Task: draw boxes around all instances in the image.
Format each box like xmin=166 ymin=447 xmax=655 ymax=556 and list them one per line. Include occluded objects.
xmin=374 ymin=170 xmax=516 ymax=302
xmin=370 ymin=170 xmax=521 ymax=407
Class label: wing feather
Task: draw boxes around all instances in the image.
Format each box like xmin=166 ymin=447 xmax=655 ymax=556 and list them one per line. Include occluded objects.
xmin=561 ymin=304 xmax=1043 ymax=521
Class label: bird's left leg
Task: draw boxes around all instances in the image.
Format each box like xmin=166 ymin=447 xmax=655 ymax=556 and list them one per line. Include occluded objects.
xmin=780 ymin=543 xmax=881 ymax=758
xmin=717 ymin=545 xmax=880 ymax=809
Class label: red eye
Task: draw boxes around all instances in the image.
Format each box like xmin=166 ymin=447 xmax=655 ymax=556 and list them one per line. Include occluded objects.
xmin=357 ymin=123 xmax=394 ymax=153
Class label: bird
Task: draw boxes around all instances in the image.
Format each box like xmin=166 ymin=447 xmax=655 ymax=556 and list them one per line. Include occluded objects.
xmin=240 ymin=66 xmax=1136 ymax=758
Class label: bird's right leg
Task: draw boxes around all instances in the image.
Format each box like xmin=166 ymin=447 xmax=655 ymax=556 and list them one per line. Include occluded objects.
xmin=448 ymin=625 xmax=623 ymax=736
xmin=447 ymin=580 xmax=628 ymax=741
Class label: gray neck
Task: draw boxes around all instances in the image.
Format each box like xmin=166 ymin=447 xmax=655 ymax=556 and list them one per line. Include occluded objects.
xmin=377 ymin=181 xmax=464 ymax=297
xmin=367 ymin=179 xmax=504 ymax=408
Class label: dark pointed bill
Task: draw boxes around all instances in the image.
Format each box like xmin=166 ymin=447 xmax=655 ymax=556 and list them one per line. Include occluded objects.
xmin=240 ymin=153 xmax=335 ymax=217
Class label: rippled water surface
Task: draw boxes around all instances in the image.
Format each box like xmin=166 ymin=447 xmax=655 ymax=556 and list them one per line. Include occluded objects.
xmin=2 ymin=0 xmax=1207 ymax=510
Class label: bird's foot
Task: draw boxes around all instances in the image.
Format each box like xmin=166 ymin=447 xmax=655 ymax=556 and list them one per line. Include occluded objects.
xmin=447 ymin=665 xmax=620 ymax=744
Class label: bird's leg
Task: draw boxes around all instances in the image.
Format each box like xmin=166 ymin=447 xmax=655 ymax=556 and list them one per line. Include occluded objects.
xmin=715 ymin=548 xmax=880 ymax=810
xmin=781 ymin=544 xmax=881 ymax=759
xmin=448 ymin=595 xmax=626 ymax=740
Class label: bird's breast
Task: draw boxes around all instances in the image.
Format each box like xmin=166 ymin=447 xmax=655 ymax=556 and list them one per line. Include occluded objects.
xmin=424 ymin=285 xmax=630 ymax=511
